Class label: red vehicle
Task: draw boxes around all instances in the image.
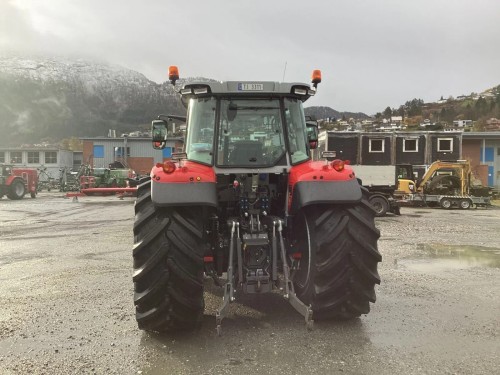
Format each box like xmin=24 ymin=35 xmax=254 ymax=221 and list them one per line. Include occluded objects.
xmin=0 ymin=165 xmax=38 ymax=199
xmin=12 ymin=167 xmax=38 ymax=198
xmin=132 ymin=67 xmax=381 ymax=335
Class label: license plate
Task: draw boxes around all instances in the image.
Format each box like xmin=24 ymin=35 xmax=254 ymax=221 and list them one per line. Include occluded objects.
xmin=238 ymin=83 xmax=264 ymax=91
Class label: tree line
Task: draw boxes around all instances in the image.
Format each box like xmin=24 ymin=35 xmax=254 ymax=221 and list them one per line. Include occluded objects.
xmin=375 ymin=85 xmax=500 ymax=128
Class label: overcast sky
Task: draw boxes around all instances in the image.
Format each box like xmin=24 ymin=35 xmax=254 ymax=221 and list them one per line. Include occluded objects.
xmin=1 ymin=0 xmax=499 ymax=114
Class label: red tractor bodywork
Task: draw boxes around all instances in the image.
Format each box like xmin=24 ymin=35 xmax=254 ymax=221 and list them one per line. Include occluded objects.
xmin=151 ymin=161 xmax=217 ymax=184
xmin=1 ymin=164 xmax=38 ymax=199
xmin=12 ymin=168 xmax=39 ymax=197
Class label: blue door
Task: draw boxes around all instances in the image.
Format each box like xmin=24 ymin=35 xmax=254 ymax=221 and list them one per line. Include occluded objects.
xmin=488 ymin=166 xmax=494 ymax=187
xmin=480 ymin=147 xmax=494 ymax=162
xmin=162 ymin=147 xmax=172 ymax=158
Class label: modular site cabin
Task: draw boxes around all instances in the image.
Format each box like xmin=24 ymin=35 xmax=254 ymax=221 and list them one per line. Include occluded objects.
xmin=323 ymin=131 xmax=493 ymax=213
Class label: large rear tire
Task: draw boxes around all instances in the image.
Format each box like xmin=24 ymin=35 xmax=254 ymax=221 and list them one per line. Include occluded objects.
xmin=7 ymin=180 xmax=26 ymax=200
xmin=291 ymin=188 xmax=381 ymax=319
xmin=133 ymin=179 xmax=206 ymax=332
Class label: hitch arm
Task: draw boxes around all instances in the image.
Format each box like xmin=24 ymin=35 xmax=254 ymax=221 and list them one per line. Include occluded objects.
xmin=216 ymin=220 xmax=238 ymax=335
xmin=276 ymin=220 xmax=314 ymax=330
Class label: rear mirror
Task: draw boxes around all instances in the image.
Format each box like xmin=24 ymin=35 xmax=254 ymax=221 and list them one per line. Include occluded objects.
xmin=152 ymin=120 xmax=168 ymax=149
xmin=306 ymin=121 xmax=319 ymax=149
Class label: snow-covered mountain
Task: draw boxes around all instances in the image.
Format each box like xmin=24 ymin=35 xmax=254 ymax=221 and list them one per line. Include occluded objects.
xmin=0 ymin=56 xmax=367 ymax=146
xmin=0 ymin=56 xmax=184 ymax=146
xmin=0 ymin=56 xmax=155 ymax=87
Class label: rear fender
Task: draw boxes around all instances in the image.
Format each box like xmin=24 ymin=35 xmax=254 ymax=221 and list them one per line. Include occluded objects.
xmin=151 ymin=161 xmax=217 ymax=207
xmin=288 ymin=161 xmax=362 ymax=213
xmin=6 ymin=176 xmax=23 ymax=186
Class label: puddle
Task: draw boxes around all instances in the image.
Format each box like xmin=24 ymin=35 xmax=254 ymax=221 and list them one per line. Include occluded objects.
xmin=399 ymin=243 xmax=500 ymax=272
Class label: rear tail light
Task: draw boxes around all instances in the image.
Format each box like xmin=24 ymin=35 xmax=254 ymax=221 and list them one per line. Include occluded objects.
xmin=161 ymin=161 xmax=176 ymax=174
xmin=331 ymin=159 xmax=345 ymax=172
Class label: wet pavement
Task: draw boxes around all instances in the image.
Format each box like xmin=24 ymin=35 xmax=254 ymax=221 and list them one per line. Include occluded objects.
xmin=0 ymin=193 xmax=499 ymax=374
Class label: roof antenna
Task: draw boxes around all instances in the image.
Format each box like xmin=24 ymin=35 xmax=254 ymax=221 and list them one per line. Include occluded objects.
xmin=282 ymin=61 xmax=287 ymax=82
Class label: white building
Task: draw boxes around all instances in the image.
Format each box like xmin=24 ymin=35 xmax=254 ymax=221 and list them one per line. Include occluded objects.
xmin=0 ymin=147 xmax=75 ymax=179
xmin=453 ymin=120 xmax=473 ymax=128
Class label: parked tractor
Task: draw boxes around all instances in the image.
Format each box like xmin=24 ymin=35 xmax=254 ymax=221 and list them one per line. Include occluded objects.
xmin=11 ymin=167 xmax=38 ymax=198
xmin=132 ymin=67 xmax=381 ymax=334
xmin=78 ymin=165 xmax=135 ymax=189
xmin=0 ymin=164 xmax=38 ymax=199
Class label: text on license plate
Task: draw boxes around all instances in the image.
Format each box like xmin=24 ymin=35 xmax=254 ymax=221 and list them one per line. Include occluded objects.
xmin=238 ymin=83 xmax=263 ymax=91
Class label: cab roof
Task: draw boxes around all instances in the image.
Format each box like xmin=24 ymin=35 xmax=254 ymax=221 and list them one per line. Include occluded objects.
xmin=182 ymin=81 xmax=316 ymax=101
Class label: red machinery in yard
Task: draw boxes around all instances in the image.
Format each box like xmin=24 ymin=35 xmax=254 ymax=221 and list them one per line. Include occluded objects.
xmin=0 ymin=164 xmax=38 ymax=199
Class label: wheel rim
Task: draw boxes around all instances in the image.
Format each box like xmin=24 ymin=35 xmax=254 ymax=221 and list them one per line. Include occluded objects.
xmin=372 ymin=201 xmax=383 ymax=213
xmin=291 ymin=211 xmax=313 ymax=289
xmin=370 ymin=198 xmax=386 ymax=214
xmin=441 ymin=199 xmax=451 ymax=209
xmin=14 ymin=182 xmax=24 ymax=196
xmin=460 ymin=200 xmax=471 ymax=209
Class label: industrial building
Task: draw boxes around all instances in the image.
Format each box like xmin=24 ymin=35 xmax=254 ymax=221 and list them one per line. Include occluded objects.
xmin=323 ymin=131 xmax=500 ymax=190
xmin=80 ymin=136 xmax=181 ymax=177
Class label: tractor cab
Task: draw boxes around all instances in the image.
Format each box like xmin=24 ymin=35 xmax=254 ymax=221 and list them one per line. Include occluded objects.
xmin=152 ymin=76 xmax=321 ymax=173
xmin=0 ymin=164 xmax=12 ymax=177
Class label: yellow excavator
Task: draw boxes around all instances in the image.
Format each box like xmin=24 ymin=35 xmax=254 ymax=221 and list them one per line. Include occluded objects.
xmin=396 ymin=160 xmax=490 ymax=209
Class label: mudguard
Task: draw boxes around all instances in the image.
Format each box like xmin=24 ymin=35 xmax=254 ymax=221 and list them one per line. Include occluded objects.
xmin=6 ymin=175 xmax=21 ymax=185
xmin=150 ymin=161 xmax=217 ymax=207
xmin=151 ymin=181 xmax=217 ymax=207
xmin=288 ymin=160 xmax=362 ymax=214
xmin=290 ymin=179 xmax=362 ymax=213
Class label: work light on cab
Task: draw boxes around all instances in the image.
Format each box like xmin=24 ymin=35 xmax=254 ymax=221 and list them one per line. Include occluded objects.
xmin=292 ymin=85 xmax=316 ymax=97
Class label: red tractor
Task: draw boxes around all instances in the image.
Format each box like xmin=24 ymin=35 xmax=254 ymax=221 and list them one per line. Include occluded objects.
xmin=0 ymin=164 xmax=38 ymax=199
xmin=12 ymin=167 xmax=38 ymax=198
xmin=133 ymin=67 xmax=381 ymax=334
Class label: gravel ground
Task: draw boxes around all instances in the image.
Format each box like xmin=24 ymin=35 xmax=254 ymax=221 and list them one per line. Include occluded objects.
xmin=0 ymin=193 xmax=499 ymax=374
